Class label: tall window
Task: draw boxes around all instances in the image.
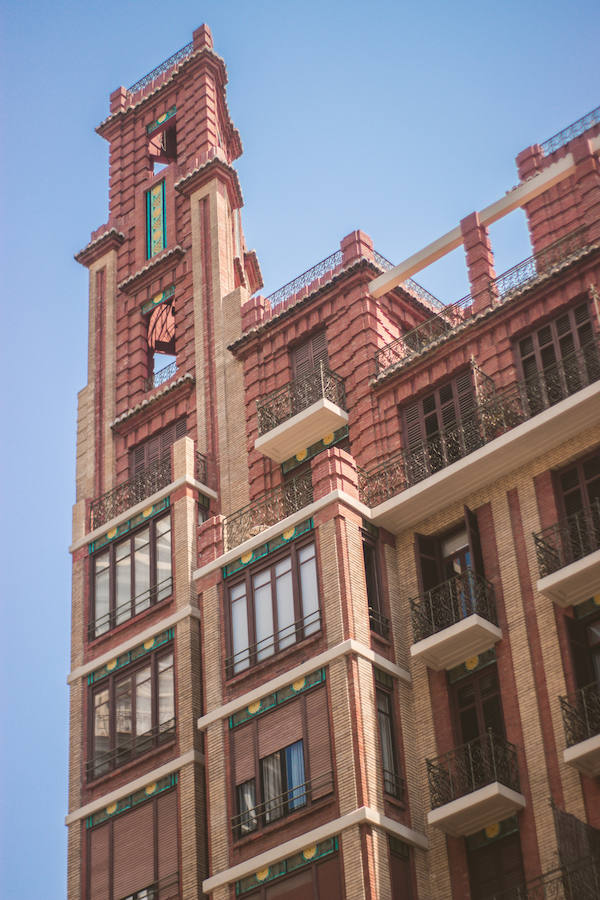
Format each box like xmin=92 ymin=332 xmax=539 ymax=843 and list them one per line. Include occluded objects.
xmin=451 ymin=662 xmax=505 ymax=745
xmin=362 ymin=529 xmax=388 ymax=638
xmin=228 ymin=541 xmax=320 ymax=676
xmin=129 ymin=418 xmax=186 ymax=479
xmin=90 ymin=514 xmax=172 ymax=640
xmin=146 ymin=180 xmax=166 ymax=258
xmin=89 ymin=647 xmax=175 ymax=779
xmin=291 ymin=330 xmax=328 ymax=381
xmin=375 ymin=670 xmax=403 ymax=800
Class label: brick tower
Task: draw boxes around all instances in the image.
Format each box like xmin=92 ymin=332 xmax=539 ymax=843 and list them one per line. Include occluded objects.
xmin=69 ymin=23 xmax=600 ymax=900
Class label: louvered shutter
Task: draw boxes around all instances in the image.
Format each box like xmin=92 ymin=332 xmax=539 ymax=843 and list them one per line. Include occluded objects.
xmin=157 ymin=790 xmax=179 ymax=887
xmin=129 ymin=419 xmax=187 ymax=476
xmin=88 ymin=823 xmax=110 ymax=900
xmin=112 ymin=802 xmax=155 ymax=899
xmin=258 ymin=699 xmax=303 ymax=759
xmin=292 ymin=332 xmax=328 ymax=380
xmin=305 ymin=687 xmax=333 ymax=799
xmin=403 ymin=400 xmax=424 ymax=453
xmin=311 ymin=330 xmax=328 ymax=371
xmin=414 ymin=533 xmax=443 ymax=594
xmin=233 ymin=722 xmax=255 ymax=785
xmin=455 ymin=369 xmax=476 ymax=423
xmin=464 ymin=506 xmax=485 ymax=578
xmin=130 ymin=444 xmax=147 ymax=478
xmin=317 ymin=855 xmax=342 ymax=898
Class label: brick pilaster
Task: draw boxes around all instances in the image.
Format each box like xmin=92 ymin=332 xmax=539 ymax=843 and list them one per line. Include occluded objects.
xmin=460 ymin=211 xmax=497 ymax=314
xmin=572 ymin=135 xmax=600 ymax=243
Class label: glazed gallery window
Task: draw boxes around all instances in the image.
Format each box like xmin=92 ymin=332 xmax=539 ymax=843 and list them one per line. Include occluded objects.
xmin=89 ymin=648 xmax=174 ymax=780
xmin=237 ymin=740 xmax=306 ymax=835
xmin=90 ymin=515 xmax=172 ymax=640
xmin=228 ymin=541 xmax=320 ymax=675
xmin=376 ymin=688 xmax=403 ymax=799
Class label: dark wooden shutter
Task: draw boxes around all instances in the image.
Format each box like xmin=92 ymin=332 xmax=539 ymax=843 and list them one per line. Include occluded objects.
xmin=317 ymin=855 xmax=343 ymax=899
xmin=305 ymin=687 xmax=333 ymax=799
xmin=566 ymin=616 xmax=595 ymax=689
xmin=403 ymin=400 xmax=423 ymax=454
xmin=112 ymin=802 xmax=155 ymax=899
xmin=129 ymin=419 xmax=187 ymax=477
xmin=464 ymin=506 xmax=485 ymax=577
xmin=157 ymin=790 xmax=179 ymax=884
xmin=233 ymin=722 xmax=255 ymax=784
xmin=88 ymin=823 xmax=110 ymax=900
xmin=455 ymin=369 xmax=476 ymax=423
xmin=292 ymin=331 xmax=328 ymax=380
xmin=414 ymin=533 xmax=443 ymax=594
xmin=267 ymin=868 xmax=313 ymax=898
xmin=258 ymin=700 xmax=303 ymax=759
xmin=389 ymin=846 xmax=413 ymax=899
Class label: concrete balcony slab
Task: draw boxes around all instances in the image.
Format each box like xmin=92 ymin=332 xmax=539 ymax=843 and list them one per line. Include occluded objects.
xmin=410 ymin=615 xmax=502 ymax=671
xmin=427 ymin=782 xmax=526 ymax=837
xmin=563 ymin=734 xmax=600 ymax=777
xmin=537 ymin=549 xmax=600 ymax=607
xmin=254 ymin=398 xmax=348 ymax=464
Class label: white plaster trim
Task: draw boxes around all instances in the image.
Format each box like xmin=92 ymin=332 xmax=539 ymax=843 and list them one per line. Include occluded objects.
xmin=563 ymin=733 xmax=600 ymax=774
xmin=426 ymin=782 xmax=526 ymax=831
xmin=409 ymin=615 xmax=502 ymax=671
xmin=193 ymin=489 xmax=371 ymax=581
xmin=537 ymin=548 xmax=600 ymax=606
xmin=70 ymin=475 xmax=217 ymax=553
xmin=67 ymin=605 xmax=201 ymax=684
xmin=65 ymin=749 xmax=203 ymax=825
xmin=197 ymin=638 xmax=410 ymax=730
xmin=202 ymin=805 xmax=428 ymax=892
xmin=254 ymin=398 xmax=349 ymax=462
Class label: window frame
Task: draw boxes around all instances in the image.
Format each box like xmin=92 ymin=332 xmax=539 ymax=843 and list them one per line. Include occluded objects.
xmin=375 ymin=676 xmax=404 ymax=802
xmin=226 ymin=536 xmax=321 ymax=678
xmin=362 ymin=529 xmax=390 ymax=640
xmin=89 ymin=512 xmax=173 ymax=641
xmin=87 ymin=643 xmax=176 ymax=781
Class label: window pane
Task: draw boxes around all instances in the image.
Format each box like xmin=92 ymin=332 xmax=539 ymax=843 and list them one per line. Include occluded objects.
xmin=93 ymin=688 xmax=110 ymax=775
xmin=115 ymin=678 xmax=132 ymax=753
xmin=94 ymin=552 xmax=110 ymax=636
xmin=262 ymin=751 xmax=283 ymax=823
xmin=158 ymin=653 xmax=174 ymax=728
xmin=231 ymin=583 xmax=249 ymax=673
xmin=156 ymin=517 xmax=172 ymax=602
xmin=135 ymin=666 xmax=152 ymax=738
xmin=285 ymin=740 xmax=306 ymax=810
xmin=377 ymin=690 xmax=398 ymax=795
xmin=115 ymin=548 xmax=131 ymax=626
xmin=275 ymin=557 xmax=295 ymax=650
xmin=134 ymin=527 xmax=151 ymax=614
xmin=237 ymin=780 xmax=257 ymax=835
xmin=253 ymin=569 xmax=274 ymax=661
xmin=298 ymin=544 xmax=319 ymax=635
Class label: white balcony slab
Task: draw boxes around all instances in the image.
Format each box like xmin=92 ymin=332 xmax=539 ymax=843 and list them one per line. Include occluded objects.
xmin=254 ymin=398 xmax=348 ymax=463
xmin=563 ymin=733 xmax=600 ymax=778
xmin=537 ymin=549 xmax=600 ymax=607
xmin=369 ymin=381 xmax=600 ymax=534
xmin=427 ymin=782 xmax=526 ymax=837
xmin=410 ymin=615 xmax=502 ymax=671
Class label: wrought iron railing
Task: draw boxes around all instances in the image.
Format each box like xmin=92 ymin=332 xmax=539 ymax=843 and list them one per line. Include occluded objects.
xmin=127 ymin=41 xmax=194 ymax=94
xmin=256 ymin=364 xmax=346 ymax=435
xmin=560 ymin=682 xmax=600 ymax=748
xmin=223 ymin=471 xmax=313 ymax=550
xmin=266 ymin=251 xmax=343 ymax=308
xmin=482 ymin=856 xmax=600 ymax=899
xmin=90 ymin=455 xmax=172 ymax=530
xmin=534 ymin=500 xmax=600 ymax=579
xmin=383 ymin=767 xmax=404 ymax=800
xmin=540 ymin=104 xmax=600 ymax=156
xmin=375 ymin=227 xmax=591 ymax=374
xmin=232 ymin=769 xmax=334 ymax=839
xmin=89 ymin=574 xmax=173 ymax=641
xmin=145 ymin=360 xmax=177 ymax=391
xmin=86 ymin=717 xmax=176 ymax=780
xmin=369 ymin=608 xmax=391 ymax=640
xmin=226 ymin=609 xmax=321 ymax=678
xmin=361 ymin=340 xmax=600 ymax=508
xmin=427 ymin=731 xmax=520 ymax=809
xmin=373 ymin=251 xmax=445 ymax=312
xmin=410 ymin=569 xmax=497 ymax=643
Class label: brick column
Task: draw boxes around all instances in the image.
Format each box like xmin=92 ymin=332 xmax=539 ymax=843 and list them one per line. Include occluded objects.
xmin=572 ymin=135 xmax=600 ymax=244
xmin=460 ymin=211 xmax=497 ymax=315
xmin=311 ymin=447 xmax=359 ymax=501
xmin=341 ymin=230 xmax=374 ymax=266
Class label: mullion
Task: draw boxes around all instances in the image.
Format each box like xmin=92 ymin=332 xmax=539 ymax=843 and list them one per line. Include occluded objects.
xmin=270 ymin=563 xmax=280 ymax=655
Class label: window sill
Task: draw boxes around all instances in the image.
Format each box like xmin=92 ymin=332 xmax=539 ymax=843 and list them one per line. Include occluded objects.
xmin=231 ymin=789 xmax=335 ymax=849
xmin=85 ymin=735 xmax=178 ymax=790
xmin=225 ymin=630 xmax=324 ymax=690
xmin=87 ymin=595 xmax=174 ymax=651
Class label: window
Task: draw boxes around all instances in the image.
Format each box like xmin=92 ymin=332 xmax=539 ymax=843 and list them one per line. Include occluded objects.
xmin=146 ymin=180 xmax=166 ymax=259
xmin=389 ymin=837 xmax=413 ymax=899
xmin=376 ymin=686 xmax=403 ymax=799
xmin=362 ymin=529 xmax=389 ymax=638
xmin=554 ymin=450 xmax=600 ymax=569
xmin=129 ymin=418 xmax=186 ymax=479
xmin=228 ymin=541 xmax=320 ymax=676
xmin=291 ymin=330 xmax=328 ymax=381
xmin=90 ymin=514 xmax=172 ymax=639
xmin=146 ymin=300 xmax=176 ymax=389
xmin=88 ymin=647 xmax=174 ymax=779
xmin=466 ymin=822 xmax=525 ymax=899
xmin=450 ymin=663 xmax=505 ymax=745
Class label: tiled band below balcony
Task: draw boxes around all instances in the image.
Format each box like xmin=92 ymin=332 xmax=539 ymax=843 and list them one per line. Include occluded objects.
xmin=426 ymin=732 xmax=525 ymax=836
xmin=560 ymin=681 xmax=600 ymax=777
xmin=534 ymin=501 xmax=600 ymax=607
xmin=410 ymin=570 xmax=501 ymax=670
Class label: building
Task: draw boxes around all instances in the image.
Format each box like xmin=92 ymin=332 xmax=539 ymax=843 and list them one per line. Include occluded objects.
xmin=68 ymin=23 xmax=600 ymax=900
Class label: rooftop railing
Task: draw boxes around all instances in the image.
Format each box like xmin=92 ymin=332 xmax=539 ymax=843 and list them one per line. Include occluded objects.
xmin=127 ymin=41 xmax=194 ymax=95
xmin=482 ymin=856 xmax=600 ymax=900
xmin=256 ymin=364 xmax=346 ymax=436
xmin=534 ymin=500 xmax=600 ymax=579
xmin=410 ymin=569 xmax=497 ymax=643
xmin=375 ymin=227 xmax=590 ymax=375
xmin=231 ymin=769 xmax=334 ymax=839
xmin=373 ymin=251 xmax=445 ymax=312
xmin=145 ymin=360 xmax=178 ymax=391
xmin=540 ymin=104 xmax=600 ymax=156
xmin=86 ymin=717 xmax=176 ymax=781
xmin=560 ymin=681 xmax=600 ymax=748
xmin=427 ymin=731 xmax=520 ymax=809
xmin=223 ymin=470 xmax=313 ymax=550
xmin=266 ymin=251 xmax=343 ymax=308
xmin=90 ymin=454 xmax=172 ymax=530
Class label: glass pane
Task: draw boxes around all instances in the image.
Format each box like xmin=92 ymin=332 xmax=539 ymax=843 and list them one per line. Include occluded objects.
xmin=253 ymin=569 xmax=274 ymax=661
xmin=135 ymin=665 xmax=152 ymax=738
xmin=237 ymin=780 xmax=257 ymax=835
xmin=115 ymin=551 xmax=131 ymax=626
xmin=262 ymin=752 xmax=283 ymax=823
xmin=158 ymin=653 xmax=174 ymax=728
xmin=275 ymin=557 xmax=295 ymax=650
xmin=231 ymin=583 xmax=249 ymax=673
xmin=285 ymin=740 xmax=306 ymax=810
xmin=377 ymin=691 xmax=398 ymax=794
xmin=134 ymin=527 xmax=151 ymax=614
xmin=298 ymin=544 xmax=319 ymax=635
xmin=94 ymin=552 xmax=110 ymax=636
xmin=156 ymin=518 xmax=172 ymax=602
xmin=115 ymin=678 xmax=132 ymax=755
xmin=93 ymin=688 xmax=110 ymax=773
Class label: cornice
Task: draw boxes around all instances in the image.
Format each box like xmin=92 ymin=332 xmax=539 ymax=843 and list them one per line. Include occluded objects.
xmin=75 ymin=227 xmax=125 ymax=268
xmin=174 ymin=156 xmax=244 ymax=208
xmin=111 ymin=373 xmax=195 ymax=434
xmin=118 ymin=246 xmax=186 ymax=295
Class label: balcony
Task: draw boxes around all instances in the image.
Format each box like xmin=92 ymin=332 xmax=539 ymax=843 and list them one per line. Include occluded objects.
xmin=375 ymin=227 xmax=591 ymax=375
xmin=560 ymin=682 xmax=600 ymax=777
xmin=144 ymin=359 xmax=178 ymax=391
xmin=427 ymin=732 xmax=525 ymax=836
xmin=86 ymin=717 xmax=176 ymax=781
xmin=410 ymin=570 xmax=501 ymax=670
xmin=359 ymin=341 xmax=600 ymax=533
xmin=223 ymin=471 xmax=313 ymax=551
xmin=482 ymin=856 xmax=600 ymax=899
xmin=534 ymin=501 xmax=600 ymax=607
xmin=255 ymin=366 xmax=348 ymax=463
xmin=231 ymin=769 xmax=334 ymax=840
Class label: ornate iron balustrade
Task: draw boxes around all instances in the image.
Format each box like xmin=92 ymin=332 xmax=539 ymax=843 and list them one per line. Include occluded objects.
xmin=369 ymin=607 xmax=391 ymax=639
xmin=265 ymin=251 xmax=343 ymax=308
xmin=482 ymin=856 xmax=600 ymax=899
xmin=86 ymin=717 xmax=177 ymax=781
xmin=373 ymin=251 xmax=445 ymax=312
xmin=534 ymin=500 xmax=600 ymax=579
xmin=223 ymin=471 xmax=313 ymax=550
xmin=127 ymin=41 xmax=194 ymax=95
xmin=375 ymin=227 xmax=590 ymax=374
xmin=410 ymin=569 xmax=497 ymax=643
xmin=226 ymin=608 xmax=321 ymax=678
xmin=518 ymin=340 xmax=600 ymax=423
xmin=540 ymin=104 xmax=600 ymax=156
xmin=427 ymin=731 xmax=520 ymax=809
xmin=90 ymin=455 xmax=172 ymax=530
xmin=145 ymin=360 xmax=177 ymax=391
xmin=231 ymin=769 xmax=334 ymax=839
xmin=89 ymin=574 xmax=173 ymax=641
xmin=560 ymin=682 xmax=600 ymax=748
xmin=256 ymin=365 xmax=346 ymax=436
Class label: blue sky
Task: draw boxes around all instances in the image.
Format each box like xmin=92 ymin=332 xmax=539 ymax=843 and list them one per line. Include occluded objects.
xmin=1 ymin=0 xmax=598 ymax=895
